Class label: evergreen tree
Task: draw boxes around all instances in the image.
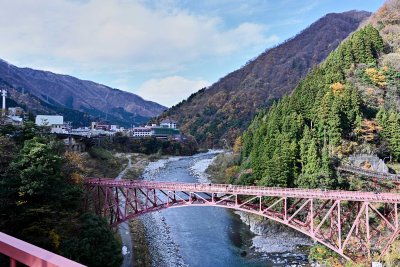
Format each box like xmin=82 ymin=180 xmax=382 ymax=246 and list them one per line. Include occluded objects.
xmin=320 ymin=144 xmax=335 ymax=188
xmin=387 ymin=112 xmax=400 ymax=160
xmin=62 ymin=214 xmax=122 ymax=267
xmin=376 ymin=107 xmax=388 ymax=133
xmin=296 ymin=135 xmax=321 ymax=188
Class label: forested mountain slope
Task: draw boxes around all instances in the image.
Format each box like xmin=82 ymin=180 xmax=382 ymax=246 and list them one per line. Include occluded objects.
xmin=236 ymin=0 xmax=400 ymax=189
xmin=0 ymin=60 xmax=166 ymax=126
xmin=157 ymin=11 xmax=371 ymax=147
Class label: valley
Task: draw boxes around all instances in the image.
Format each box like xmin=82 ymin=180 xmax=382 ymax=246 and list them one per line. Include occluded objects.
xmin=1 ymin=1 xmax=400 ymax=267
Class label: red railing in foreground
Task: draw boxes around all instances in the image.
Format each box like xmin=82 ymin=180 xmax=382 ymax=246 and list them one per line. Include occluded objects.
xmin=0 ymin=232 xmax=85 ymax=267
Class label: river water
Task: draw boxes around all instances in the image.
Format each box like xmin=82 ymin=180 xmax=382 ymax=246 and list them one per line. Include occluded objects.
xmin=138 ymin=151 xmax=312 ymax=267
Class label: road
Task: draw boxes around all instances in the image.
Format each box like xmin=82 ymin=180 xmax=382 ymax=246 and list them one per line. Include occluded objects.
xmin=115 ymin=155 xmax=133 ymax=267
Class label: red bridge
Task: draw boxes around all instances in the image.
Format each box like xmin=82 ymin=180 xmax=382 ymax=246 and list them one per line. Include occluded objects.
xmin=84 ymin=178 xmax=400 ymax=262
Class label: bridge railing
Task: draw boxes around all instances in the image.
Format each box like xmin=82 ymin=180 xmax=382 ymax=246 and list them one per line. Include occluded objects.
xmin=0 ymin=232 xmax=85 ymax=267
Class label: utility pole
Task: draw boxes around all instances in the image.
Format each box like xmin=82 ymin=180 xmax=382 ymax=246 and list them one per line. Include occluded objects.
xmin=1 ymin=89 xmax=7 ymax=115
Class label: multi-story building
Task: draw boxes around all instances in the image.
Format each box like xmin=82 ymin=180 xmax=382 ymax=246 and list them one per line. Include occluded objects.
xmin=160 ymin=119 xmax=177 ymax=129
xmin=132 ymin=127 xmax=153 ymax=137
xmin=131 ymin=120 xmax=180 ymax=139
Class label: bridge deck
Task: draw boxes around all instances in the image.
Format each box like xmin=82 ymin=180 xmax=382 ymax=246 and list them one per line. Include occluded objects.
xmin=85 ymin=178 xmax=400 ymax=203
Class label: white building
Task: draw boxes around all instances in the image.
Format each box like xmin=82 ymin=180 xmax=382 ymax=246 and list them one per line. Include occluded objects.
xmin=1 ymin=115 xmax=23 ymax=126
xmin=132 ymin=127 xmax=153 ymax=137
xmin=160 ymin=119 xmax=177 ymax=129
xmin=8 ymin=107 xmax=24 ymax=116
xmin=35 ymin=115 xmax=66 ymax=133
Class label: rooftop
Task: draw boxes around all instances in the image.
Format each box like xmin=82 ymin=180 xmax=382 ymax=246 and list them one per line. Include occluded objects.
xmin=161 ymin=118 xmax=177 ymax=124
xmin=35 ymin=115 xmax=63 ymax=126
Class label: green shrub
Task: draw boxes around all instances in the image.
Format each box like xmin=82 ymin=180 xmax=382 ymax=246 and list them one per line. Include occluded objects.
xmin=88 ymin=147 xmax=113 ymax=160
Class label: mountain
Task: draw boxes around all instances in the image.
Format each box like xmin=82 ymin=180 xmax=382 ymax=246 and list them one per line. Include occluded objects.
xmin=0 ymin=60 xmax=166 ymax=126
xmin=156 ymin=11 xmax=371 ymax=147
xmin=0 ymin=82 xmax=100 ymax=127
xmin=237 ymin=0 xmax=400 ymax=189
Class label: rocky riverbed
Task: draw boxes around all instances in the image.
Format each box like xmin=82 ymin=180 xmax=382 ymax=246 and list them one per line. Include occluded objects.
xmin=127 ymin=151 xmax=315 ymax=266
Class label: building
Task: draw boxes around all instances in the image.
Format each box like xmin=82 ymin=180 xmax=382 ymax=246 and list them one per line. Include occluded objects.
xmin=152 ymin=127 xmax=180 ymax=138
xmin=8 ymin=107 xmax=24 ymax=116
xmin=71 ymin=127 xmax=91 ymax=137
xmin=91 ymin=122 xmax=110 ymax=131
xmin=36 ymin=115 xmax=64 ymax=127
xmin=1 ymin=115 xmax=23 ymax=126
xmin=35 ymin=115 xmax=66 ymax=133
xmin=160 ymin=119 xmax=177 ymax=129
xmin=131 ymin=123 xmax=180 ymax=139
xmin=8 ymin=116 xmax=23 ymax=126
xmin=132 ymin=127 xmax=153 ymax=137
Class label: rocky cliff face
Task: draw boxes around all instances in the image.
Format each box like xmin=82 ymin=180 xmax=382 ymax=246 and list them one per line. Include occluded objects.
xmin=157 ymin=11 xmax=371 ymax=147
xmin=0 ymin=59 xmax=166 ymax=126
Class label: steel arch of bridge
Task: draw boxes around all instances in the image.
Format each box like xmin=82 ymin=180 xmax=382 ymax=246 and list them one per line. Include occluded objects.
xmin=84 ymin=178 xmax=400 ymax=262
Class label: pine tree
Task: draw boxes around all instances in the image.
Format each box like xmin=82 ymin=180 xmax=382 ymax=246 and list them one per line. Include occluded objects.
xmin=387 ymin=111 xmax=400 ymax=160
xmin=352 ymin=30 xmax=367 ymax=63
xmin=364 ymin=25 xmax=384 ymax=56
xmin=299 ymin=126 xmax=311 ymax=171
xmin=376 ymin=107 xmax=388 ymax=132
xmin=327 ymin=98 xmax=342 ymax=146
xmin=305 ymin=138 xmax=321 ymax=176
xmin=320 ymin=144 xmax=335 ymax=188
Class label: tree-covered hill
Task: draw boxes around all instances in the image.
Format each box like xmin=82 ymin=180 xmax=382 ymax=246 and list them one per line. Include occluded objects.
xmin=236 ymin=0 xmax=400 ymax=189
xmin=156 ymin=11 xmax=371 ymax=147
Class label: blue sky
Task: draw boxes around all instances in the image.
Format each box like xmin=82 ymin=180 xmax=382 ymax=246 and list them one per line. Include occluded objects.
xmin=0 ymin=0 xmax=385 ymax=107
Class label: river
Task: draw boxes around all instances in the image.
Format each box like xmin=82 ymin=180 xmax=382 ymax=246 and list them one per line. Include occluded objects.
xmin=137 ymin=151 xmax=312 ymax=267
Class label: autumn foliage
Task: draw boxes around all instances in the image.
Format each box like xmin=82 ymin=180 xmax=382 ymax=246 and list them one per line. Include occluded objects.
xmin=365 ymin=67 xmax=387 ymax=87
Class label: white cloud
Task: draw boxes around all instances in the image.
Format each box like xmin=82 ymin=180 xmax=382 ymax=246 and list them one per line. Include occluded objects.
xmin=135 ymin=76 xmax=210 ymax=107
xmin=0 ymin=0 xmax=277 ymax=74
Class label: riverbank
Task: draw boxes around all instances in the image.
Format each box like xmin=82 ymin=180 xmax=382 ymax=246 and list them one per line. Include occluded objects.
xmin=82 ymin=148 xmax=128 ymax=178
xmin=115 ymin=152 xmax=166 ymax=267
xmin=129 ymin=218 xmax=152 ymax=267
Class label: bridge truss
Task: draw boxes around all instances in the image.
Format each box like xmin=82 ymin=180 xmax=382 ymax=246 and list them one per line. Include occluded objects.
xmin=84 ymin=178 xmax=400 ymax=261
